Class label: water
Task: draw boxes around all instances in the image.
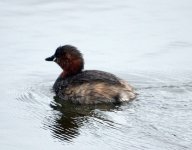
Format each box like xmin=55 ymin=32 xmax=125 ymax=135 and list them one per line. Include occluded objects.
xmin=0 ymin=0 xmax=192 ymax=149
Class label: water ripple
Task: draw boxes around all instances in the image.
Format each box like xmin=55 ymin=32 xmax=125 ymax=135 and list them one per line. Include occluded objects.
xmin=15 ymin=72 xmax=192 ymax=149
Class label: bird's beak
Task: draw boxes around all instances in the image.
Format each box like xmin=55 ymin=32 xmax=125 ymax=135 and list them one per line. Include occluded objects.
xmin=45 ymin=55 xmax=55 ymax=61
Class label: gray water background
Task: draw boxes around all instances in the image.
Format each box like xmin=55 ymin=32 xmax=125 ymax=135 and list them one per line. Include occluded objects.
xmin=0 ymin=0 xmax=192 ymax=149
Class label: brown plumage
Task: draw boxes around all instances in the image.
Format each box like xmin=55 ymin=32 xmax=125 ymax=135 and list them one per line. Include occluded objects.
xmin=45 ymin=45 xmax=136 ymax=104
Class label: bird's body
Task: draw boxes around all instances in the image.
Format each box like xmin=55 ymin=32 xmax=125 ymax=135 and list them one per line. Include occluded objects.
xmin=46 ymin=45 xmax=136 ymax=104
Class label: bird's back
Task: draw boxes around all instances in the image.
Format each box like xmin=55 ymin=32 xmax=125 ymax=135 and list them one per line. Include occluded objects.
xmin=53 ymin=70 xmax=136 ymax=104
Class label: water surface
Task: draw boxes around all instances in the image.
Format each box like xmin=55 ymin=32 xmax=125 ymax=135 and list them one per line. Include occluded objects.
xmin=0 ymin=0 xmax=192 ymax=149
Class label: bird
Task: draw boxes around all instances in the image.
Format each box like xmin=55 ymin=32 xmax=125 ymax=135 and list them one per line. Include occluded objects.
xmin=45 ymin=45 xmax=136 ymax=104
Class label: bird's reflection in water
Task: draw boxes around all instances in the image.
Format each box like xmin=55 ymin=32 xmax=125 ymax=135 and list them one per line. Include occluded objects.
xmin=45 ymin=96 xmax=120 ymax=143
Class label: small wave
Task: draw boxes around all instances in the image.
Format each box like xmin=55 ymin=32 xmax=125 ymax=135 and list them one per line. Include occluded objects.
xmin=15 ymin=73 xmax=192 ymax=149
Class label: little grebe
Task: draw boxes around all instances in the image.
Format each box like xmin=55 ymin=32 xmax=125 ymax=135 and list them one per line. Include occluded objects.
xmin=45 ymin=45 xmax=136 ymax=104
